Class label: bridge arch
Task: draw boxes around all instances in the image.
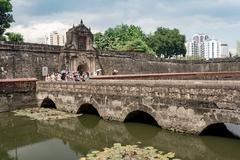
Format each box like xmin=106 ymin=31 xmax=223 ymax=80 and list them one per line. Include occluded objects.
xmin=40 ymin=97 xmax=57 ymax=109
xmin=124 ymin=110 xmax=159 ymax=127
xmin=77 ymin=103 xmax=100 ymax=116
xmin=199 ymin=122 xmax=238 ymax=138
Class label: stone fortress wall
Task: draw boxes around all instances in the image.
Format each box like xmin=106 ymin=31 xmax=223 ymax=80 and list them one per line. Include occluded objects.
xmin=0 ymin=42 xmax=61 ymax=79
xmin=0 ymin=20 xmax=240 ymax=79
xmin=0 ymin=42 xmax=240 ymax=80
xmin=98 ymin=50 xmax=240 ymax=75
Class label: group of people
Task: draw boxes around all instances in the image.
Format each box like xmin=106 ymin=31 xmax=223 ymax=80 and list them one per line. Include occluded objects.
xmin=45 ymin=71 xmax=90 ymax=82
xmin=45 ymin=68 xmax=119 ymax=82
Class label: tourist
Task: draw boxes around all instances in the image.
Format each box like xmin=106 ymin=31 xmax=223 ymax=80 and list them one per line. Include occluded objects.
xmin=45 ymin=74 xmax=51 ymax=81
xmin=112 ymin=69 xmax=118 ymax=75
xmin=50 ymin=73 xmax=56 ymax=81
xmin=57 ymin=73 xmax=61 ymax=81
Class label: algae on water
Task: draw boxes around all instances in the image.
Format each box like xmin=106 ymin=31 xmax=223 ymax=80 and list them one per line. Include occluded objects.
xmin=80 ymin=143 xmax=181 ymax=160
xmin=13 ymin=108 xmax=80 ymax=121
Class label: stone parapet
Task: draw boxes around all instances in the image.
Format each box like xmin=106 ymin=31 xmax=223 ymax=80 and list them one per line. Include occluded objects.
xmin=0 ymin=41 xmax=62 ymax=52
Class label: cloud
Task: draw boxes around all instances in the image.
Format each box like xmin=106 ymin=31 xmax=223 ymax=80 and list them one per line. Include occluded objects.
xmin=9 ymin=0 xmax=240 ymax=51
xmin=7 ymin=22 xmax=70 ymax=43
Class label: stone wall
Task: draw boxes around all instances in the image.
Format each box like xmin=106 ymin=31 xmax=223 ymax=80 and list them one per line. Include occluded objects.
xmin=0 ymin=78 xmax=37 ymax=112
xmin=37 ymin=80 xmax=240 ymax=134
xmin=98 ymin=51 xmax=240 ymax=75
xmin=1 ymin=42 xmax=240 ymax=79
xmin=0 ymin=42 xmax=62 ymax=79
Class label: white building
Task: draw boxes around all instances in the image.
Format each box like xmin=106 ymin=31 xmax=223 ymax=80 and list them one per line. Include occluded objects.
xmin=186 ymin=34 xmax=209 ymax=57
xmin=204 ymin=39 xmax=220 ymax=59
xmin=220 ymin=44 xmax=229 ymax=58
xmin=192 ymin=33 xmax=209 ymax=43
xmin=186 ymin=33 xmax=229 ymax=59
xmin=45 ymin=31 xmax=65 ymax=46
xmin=185 ymin=40 xmax=199 ymax=56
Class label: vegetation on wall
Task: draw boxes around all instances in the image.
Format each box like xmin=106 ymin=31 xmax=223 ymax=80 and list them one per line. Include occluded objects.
xmin=5 ymin=32 xmax=24 ymax=43
xmin=94 ymin=24 xmax=186 ymax=58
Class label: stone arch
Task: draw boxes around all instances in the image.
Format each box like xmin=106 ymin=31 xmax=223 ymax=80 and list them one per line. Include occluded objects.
xmin=77 ymin=63 xmax=89 ymax=75
xmin=199 ymin=122 xmax=238 ymax=138
xmin=77 ymin=103 xmax=100 ymax=116
xmin=40 ymin=97 xmax=57 ymax=109
xmin=124 ymin=109 xmax=159 ymax=127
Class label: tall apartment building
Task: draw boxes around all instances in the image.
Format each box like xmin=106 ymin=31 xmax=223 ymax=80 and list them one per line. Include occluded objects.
xmin=192 ymin=34 xmax=209 ymax=43
xmin=220 ymin=44 xmax=229 ymax=58
xmin=185 ymin=40 xmax=198 ymax=56
xmin=186 ymin=33 xmax=229 ymax=59
xmin=186 ymin=34 xmax=209 ymax=57
xmin=45 ymin=31 xmax=65 ymax=46
xmin=204 ymin=39 xmax=220 ymax=59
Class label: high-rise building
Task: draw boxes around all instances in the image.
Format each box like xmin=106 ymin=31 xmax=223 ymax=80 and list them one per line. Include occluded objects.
xmin=236 ymin=41 xmax=240 ymax=56
xmin=220 ymin=44 xmax=229 ymax=58
xmin=186 ymin=33 xmax=229 ymax=59
xmin=204 ymin=39 xmax=220 ymax=59
xmin=185 ymin=40 xmax=199 ymax=56
xmin=186 ymin=34 xmax=209 ymax=58
xmin=45 ymin=31 xmax=65 ymax=46
xmin=192 ymin=33 xmax=209 ymax=43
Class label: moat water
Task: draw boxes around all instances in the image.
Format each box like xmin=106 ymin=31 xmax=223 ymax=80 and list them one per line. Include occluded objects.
xmin=1 ymin=112 xmax=240 ymax=160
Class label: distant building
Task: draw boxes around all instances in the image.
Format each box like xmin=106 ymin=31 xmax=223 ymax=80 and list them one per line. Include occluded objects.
xmin=186 ymin=33 xmax=229 ymax=59
xmin=186 ymin=34 xmax=209 ymax=58
xmin=204 ymin=39 xmax=220 ymax=59
xmin=192 ymin=33 xmax=209 ymax=43
xmin=236 ymin=41 xmax=240 ymax=56
xmin=185 ymin=40 xmax=199 ymax=56
xmin=45 ymin=31 xmax=65 ymax=46
xmin=220 ymin=43 xmax=229 ymax=58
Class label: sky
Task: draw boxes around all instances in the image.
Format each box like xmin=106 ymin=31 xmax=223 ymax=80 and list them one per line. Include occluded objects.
xmin=8 ymin=0 xmax=240 ymax=53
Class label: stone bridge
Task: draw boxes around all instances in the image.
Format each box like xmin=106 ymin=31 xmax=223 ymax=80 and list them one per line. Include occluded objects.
xmin=36 ymin=80 xmax=240 ymax=134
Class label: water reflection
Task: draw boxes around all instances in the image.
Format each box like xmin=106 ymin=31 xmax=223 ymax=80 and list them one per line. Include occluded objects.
xmin=226 ymin=123 xmax=240 ymax=138
xmin=0 ymin=113 xmax=240 ymax=160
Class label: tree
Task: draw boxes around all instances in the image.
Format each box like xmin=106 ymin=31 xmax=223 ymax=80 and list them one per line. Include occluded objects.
xmin=94 ymin=32 xmax=108 ymax=50
xmin=0 ymin=0 xmax=14 ymax=36
xmin=94 ymin=24 xmax=153 ymax=54
xmin=123 ymin=38 xmax=154 ymax=53
xmin=5 ymin=32 xmax=24 ymax=43
xmin=147 ymin=27 xmax=186 ymax=58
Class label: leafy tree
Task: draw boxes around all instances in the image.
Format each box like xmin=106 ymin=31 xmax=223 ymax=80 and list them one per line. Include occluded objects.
xmin=5 ymin=32 xmax=24 ymax=43
xmin=147 ymin=27 xmax=186 ymax=58
xmin=94 ymin=32 xmax=108 ymax=50
xmin=123 ymin=38 xmax=154 ymax=53
xmin=94 ymin=24 xmax=153 ymax=54
xmin=0 ymin=0 xmax=14 ymax=36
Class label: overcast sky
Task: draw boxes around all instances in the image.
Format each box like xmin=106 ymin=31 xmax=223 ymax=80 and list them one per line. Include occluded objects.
xmin=9 ymin=0 xmax=240 ymax=52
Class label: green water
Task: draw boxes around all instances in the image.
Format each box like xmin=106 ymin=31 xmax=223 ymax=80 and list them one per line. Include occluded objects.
xmin=1 ymin=112 xmax=240 ymax=160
